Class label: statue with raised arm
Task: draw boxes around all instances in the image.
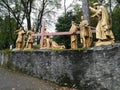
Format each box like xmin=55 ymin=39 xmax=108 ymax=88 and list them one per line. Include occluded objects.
xmin=69 ymin=21 xmax=78 ymax=49
xmin=89 ymin=2 xmax=115 ymax=46
xmin=79 ymin=16 xmax=92 ymax=48
xmin=25 ymin=28 xmax=35 ymax=49
xmin=13 ymin=26 xmax=26 ymax=50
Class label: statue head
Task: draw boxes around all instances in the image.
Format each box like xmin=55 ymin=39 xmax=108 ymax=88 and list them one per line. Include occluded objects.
xmin=81 ymin=16 xmax=84 ymax=20
xmin=93 ymin=2 xmax=101 ymax=9
xmin=71 ymin=21 xmax=74 ymax=23
xmin=31 ymin=28 xmax=34 ymax=31
xmin=71 ymin=21 xmax=74 ymax=24
xmin=20 ymin=26 xmax=24 ymax=30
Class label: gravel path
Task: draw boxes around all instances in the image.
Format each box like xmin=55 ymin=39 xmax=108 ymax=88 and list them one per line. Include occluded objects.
xmin=0 ymin=68 xmax=58 ymax=90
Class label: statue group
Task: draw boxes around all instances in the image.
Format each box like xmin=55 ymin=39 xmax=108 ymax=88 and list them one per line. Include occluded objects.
xmin=13 ymin=27 xmax=35 ymax=51
xmin=13 ymin=2 xmax=115 ymax=50
xmin=69 ymin=2 xmax=115 ymax=49
xmin=69 ymin=16 xmax=92 ymax=49
xmin=42 ymin=28 xmax=65 ymax=49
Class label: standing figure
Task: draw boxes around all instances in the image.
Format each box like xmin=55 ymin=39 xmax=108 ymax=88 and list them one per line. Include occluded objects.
xmin=79 ymin=16 xmax=92 ymax=48
xmin=69 ymin=21 xmax=78 ymax=49
xmin=14 ymin=26 xmax=26 ymax=50
xmin=89 ymin=2 xmax=115 ymax=46
xmin=25 ymin=28 xmax=35 ymax=49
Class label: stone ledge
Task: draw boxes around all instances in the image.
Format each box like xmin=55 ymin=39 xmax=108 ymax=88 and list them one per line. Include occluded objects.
xmin=1 ymin=43 xmax=120 ymax=90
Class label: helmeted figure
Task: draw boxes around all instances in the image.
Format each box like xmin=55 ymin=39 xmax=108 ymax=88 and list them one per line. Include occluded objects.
xmin=13 ymin=26 xmax=26 ymax=50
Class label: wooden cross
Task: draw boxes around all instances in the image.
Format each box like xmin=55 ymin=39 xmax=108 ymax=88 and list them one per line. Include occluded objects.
xmin=33 ymin=22 xmax=96 ymax=49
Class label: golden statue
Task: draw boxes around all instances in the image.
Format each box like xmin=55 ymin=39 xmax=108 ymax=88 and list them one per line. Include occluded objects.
xmin=69 ymin=21 xmax=78 ymax=49
xmin=79 ymin=16 xmax=92 ymax=48
xmin=42 ymin=28 xmax=65 ymax=49
xmin=13 ymin=26 xmax=26 ymax=50
xmin=25 ymin=28 xmax=35 ymax=49
xmin=51 ymin=40 xmax=65 ymax=49
xmin=42 ymin=28 xmax=51 ymax=49
xmin=90 ymin=2 xmax=115 ymax=46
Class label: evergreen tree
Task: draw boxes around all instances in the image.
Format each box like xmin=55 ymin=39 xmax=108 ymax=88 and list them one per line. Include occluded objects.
xmin=53 ymin=12 xmax=80 ymax=49
xmin=112 ymin=5 xmax=120 ymax=41
xmin=0 ymin=16 xmax=17 ymax=49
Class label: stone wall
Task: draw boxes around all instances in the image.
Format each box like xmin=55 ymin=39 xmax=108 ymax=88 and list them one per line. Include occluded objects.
xmin=1 ymin=43 xmax=120 ymax=90
xmin=0 ymin=51 xmax=9 ymax=66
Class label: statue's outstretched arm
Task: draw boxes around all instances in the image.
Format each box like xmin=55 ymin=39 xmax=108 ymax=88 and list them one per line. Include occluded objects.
xmin=91 ymin=8 xmax=101 ymax=18
xmin=89 ymin=7 xmax=97 ymax=13
xmin=15 ymin=29 xmax=21 ymax=33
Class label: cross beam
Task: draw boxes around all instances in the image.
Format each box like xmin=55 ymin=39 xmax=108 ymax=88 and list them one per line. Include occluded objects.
xmin=33 ymin=22 xmax=96 ymax=48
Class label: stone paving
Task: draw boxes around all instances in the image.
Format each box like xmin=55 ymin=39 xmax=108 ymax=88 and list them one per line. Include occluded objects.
xmin=0 ymin=68 xmax=58 ymax=90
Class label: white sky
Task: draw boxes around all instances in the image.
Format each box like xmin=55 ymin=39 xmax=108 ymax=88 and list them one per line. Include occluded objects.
xmin=47 ymin=0 xmax=82 ymax=32
xmin=23 ymin=0 xmax=117 ymax=32
xmin=23 ymin=0 xmax=81 ymax=32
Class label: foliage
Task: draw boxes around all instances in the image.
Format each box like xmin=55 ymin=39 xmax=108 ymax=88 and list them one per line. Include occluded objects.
xmin=34 ymin=0 xmax=61 ymax=32
xmin=0 ymin=0 xmax=61 ymax=31
xmin=89 ymin=0 xmax=98 ymax=6
xmin=0 ymin=16 xmax=17 ymax=49
xmin=0 ymin=0 xmax=26 ymax=28
xmin=116 ymin=0 xmax=120 ymax=4
xmin=53 ymin=12 xmax=80 ymax=49
xmin=112 ymin=5 xmax=120 ymax=41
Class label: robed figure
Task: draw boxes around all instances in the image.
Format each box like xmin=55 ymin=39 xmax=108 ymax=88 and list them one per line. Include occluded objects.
xmin=90 ymin=3 xmax=115 ymax=46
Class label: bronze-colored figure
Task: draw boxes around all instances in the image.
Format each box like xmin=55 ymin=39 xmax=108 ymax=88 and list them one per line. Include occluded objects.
xmin=69 ymin=21 xmax=78 ymax=49
xmin=42 ymin=28 xmax=65 ymax=49
xmin=90 ymin=2 xmax=115 ymax=46
xmin=79 ymin=16 xmax=92 ymax=48
xmin=25 ymin=28 xmax=35 ymax=49
xmin=42 ymin=28 xmax=51 ymax=49
xmin=51 ymin=40 xmax=65 ymax=49
xmin=13 ymin=27 xmax=26 ymax=50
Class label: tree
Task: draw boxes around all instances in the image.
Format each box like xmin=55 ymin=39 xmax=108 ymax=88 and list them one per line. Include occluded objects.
xmin=53 ymin=12 xmax=80 ymax=48
xmin=34 ymin=0 xmax=61 ymax=32
xmin=21 ymin=0 xmax=34 ymax=30
xmin=112 ymin=5 xmax=120 ymax=41
xmin=0 ymin=0 xmax=25 ymax=28
xmin=81 ymin=0 xmax=90 ymax=23
xmin=0 ymin=0 xmax=36 ymax=30
xmin=117 ymin=0 xmax=120 ymax=4
xmin=0 ymin=16 xmax=17 ymax=49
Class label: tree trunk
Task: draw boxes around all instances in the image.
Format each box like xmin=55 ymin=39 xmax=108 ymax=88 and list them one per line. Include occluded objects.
xmin=27 ymin=15 xmax=31 ymax=30
xmin=81 ymin=0 xmax=90 ymax=23
xmin=109 ymin=0 xmax=112 ymax=26
xmin=64 ymin=0 xmax=67 ymax=15
xmin=36 ymin=0 xmax=45 ymax=32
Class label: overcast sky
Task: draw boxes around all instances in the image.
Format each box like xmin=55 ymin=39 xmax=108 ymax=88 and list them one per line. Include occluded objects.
xmin=47 ymin=0 xmax=82 ymax=32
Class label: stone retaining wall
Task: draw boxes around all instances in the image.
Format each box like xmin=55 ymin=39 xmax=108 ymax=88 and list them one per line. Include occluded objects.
xmin=1 ymin=43 xmax=120 ymax=90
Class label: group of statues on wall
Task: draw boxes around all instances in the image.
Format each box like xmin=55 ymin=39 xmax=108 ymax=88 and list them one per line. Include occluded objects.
xmin=69 ymin=16 xmax=92 ymax=49
xmin=13 ymin=2 xmax=115 ymax=50
xmin=13 ymin=27 xmax=35 ymax=51
xmin=70 ymin=2 xmax=115 ymax=49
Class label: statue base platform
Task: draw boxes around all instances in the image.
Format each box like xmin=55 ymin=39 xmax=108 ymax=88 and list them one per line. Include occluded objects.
xmin=95 ymin=40 xmax=115 ymax=46
xmin=12 ymin=48 xmax=21 ymax=51
xmin=24 ymin=48 xmax=33 ymax=50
